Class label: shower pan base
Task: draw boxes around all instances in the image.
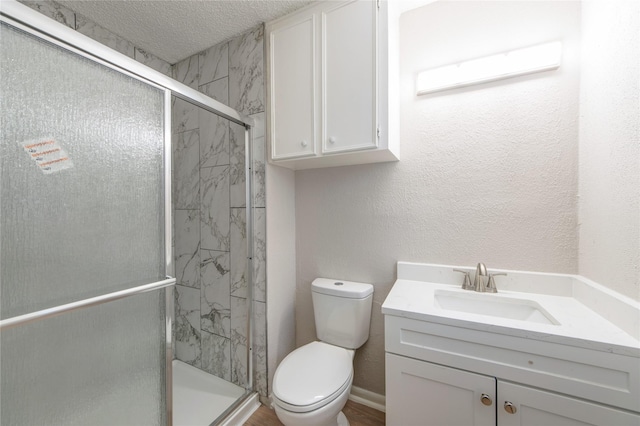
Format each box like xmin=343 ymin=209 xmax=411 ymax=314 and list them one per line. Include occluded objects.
xmin=172 ymin=360 xmax=245 ymax=426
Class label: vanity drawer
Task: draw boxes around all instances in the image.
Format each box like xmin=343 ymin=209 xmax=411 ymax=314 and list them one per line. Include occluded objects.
xmin=385 ymin=315 xmax=640 ymax=413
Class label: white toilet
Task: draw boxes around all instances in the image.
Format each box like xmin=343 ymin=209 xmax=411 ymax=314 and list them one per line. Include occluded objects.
xmin=271 ymin=278 xmax=374 ymax=426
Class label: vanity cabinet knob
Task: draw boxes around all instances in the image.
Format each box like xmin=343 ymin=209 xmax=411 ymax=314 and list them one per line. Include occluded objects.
xmin=301 ymin=140 xmax=308 ymax=147
xmin=480 ymin=394 xmax=492 ymax=406
xmin=504 ymin=401 xmax=517 ymax=414
xmin=329 ymin=136 xmax=336 ymax=144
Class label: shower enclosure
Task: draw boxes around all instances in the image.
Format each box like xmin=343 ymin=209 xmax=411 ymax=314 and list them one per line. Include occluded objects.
xmin=0 ymin=1 xmax=255 ymax=424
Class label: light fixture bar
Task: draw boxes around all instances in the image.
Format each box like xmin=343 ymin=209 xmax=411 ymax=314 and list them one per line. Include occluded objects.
xmin=416 ymin=41 xmax=562 ymax=96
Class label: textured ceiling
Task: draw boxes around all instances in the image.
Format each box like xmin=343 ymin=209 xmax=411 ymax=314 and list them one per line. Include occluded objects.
xmin=56 ymin=0 xmax=315 ymax=63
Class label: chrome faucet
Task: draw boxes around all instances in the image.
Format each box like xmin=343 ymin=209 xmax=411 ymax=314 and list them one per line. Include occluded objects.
xmin=454 ymin=263 xmax=506 ymax=293
xmin=474 ymin=263 xmax=488 ymax=292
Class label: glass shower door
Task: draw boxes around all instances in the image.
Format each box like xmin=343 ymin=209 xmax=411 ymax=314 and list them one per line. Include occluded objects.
xmin=1 ymin=20 xmax=171 ymax=425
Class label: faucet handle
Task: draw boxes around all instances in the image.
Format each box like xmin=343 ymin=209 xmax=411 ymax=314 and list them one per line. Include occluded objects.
xmin=453 ymin=269 xmax=473 ymax=290
xmin=486 ymin=273 xmax=507 ymax=293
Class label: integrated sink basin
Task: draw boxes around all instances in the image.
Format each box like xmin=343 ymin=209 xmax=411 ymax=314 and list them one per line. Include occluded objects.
xmin=433 ymin=289 xmax=559 ymax=325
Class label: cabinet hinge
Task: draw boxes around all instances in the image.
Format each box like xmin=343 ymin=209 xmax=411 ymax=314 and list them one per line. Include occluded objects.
xmin=376 ymin=0 xmax=380 ymax=10
xmin=377 ymin=127 xmax=381 ymax=139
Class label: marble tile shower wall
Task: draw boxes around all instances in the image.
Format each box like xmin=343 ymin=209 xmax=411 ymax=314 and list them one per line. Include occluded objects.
xmin=21 ymin=0 xmax=172 ymax=76
xmin=172 ymin=25 xmax=267 ymax=398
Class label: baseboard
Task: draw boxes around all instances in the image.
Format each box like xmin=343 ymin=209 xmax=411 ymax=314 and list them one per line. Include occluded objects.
xmin=219 ymin=392 xmax=260 ymax=426
xmin=348 ymin=386 xmax=386 ymax=413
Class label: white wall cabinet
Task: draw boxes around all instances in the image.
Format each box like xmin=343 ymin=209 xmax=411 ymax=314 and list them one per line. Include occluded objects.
xmin=322 ymin=1 xmax=376 ymax=155
xmin=385 ymin=315 xmax=640 ymax=426
xmin=266 ymin=0 xmax=399 ymax=169
xmin=267 ymin=10 xmax=317 ymax=160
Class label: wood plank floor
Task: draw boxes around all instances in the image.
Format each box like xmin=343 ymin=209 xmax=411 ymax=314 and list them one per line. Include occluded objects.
xmin=244 ymin=400 xmax=385 ymax=426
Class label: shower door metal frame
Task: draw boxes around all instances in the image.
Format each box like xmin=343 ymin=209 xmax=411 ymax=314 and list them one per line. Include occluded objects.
xmin=0 ymin=1 xmax=256 ymax=424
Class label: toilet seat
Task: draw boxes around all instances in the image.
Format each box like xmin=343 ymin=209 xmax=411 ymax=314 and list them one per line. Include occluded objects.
xmin=273 ymin=341 xmax=353 ymax=413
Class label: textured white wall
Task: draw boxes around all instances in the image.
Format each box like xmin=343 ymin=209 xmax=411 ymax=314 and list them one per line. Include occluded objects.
xmin=265 ymin=163 xmax=297 ymax=396
xmin=295 ymin=1 xmax=581 ymax=395
xmin=578 ymin=0 xmax=640 ymax=301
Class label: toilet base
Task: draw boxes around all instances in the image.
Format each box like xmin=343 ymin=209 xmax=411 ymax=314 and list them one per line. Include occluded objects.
xmin=273 ymin=407 xmax=350 ymax=426
xmin=272 ymin=381 xmax=352 ymax=426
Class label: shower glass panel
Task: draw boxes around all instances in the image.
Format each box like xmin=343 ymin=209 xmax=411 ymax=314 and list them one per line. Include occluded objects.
xmin=1 ymin=19 xmax=169 ymax=425
xmin=1 ymin=291 xmax=167 ymax=425
xmin=172 ymin=95 xmax=253 ymax=423
xmin=0 ymin=22 xmax=166 ymax=319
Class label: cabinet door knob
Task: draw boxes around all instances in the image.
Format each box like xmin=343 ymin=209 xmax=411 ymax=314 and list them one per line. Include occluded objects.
xmin=480 ymin=394 xmax=492 ymax=406
xmin=504 ymin=401 xmax=517 ymax=414
xmin=301 ymin=140 xmax=308 ymax=147
xmin=329 ymin=136 xmax=336 ymax=144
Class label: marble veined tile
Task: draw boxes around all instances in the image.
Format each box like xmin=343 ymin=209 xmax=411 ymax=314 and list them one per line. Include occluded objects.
xmin=172 ymin=97 xmax=199 ymax=134
xmin=199 ymin=108 xmax=229 ymax=168
xmin=230 ymin=296 xmax=248 ymax=387
xmin=251 ymin=112 xmax=266 ymax=208
xmin=134 ymin=48 xmax=171 ymax=76
xmin=174 ymin=54 xmax=199 ymax=89
xmin=201 ymin=330 xmax=231 ymax=381
xmin=230 ymin=208 xmax=247 ymax=299
xmin=229 ymin=25 xmax=264 ymax=115
xmin=230 ymin=122 xmax=246 ymax=208
xmin=252 ymin=136 xmax=265 ymax=208
xmin=253 ymin=208 xmax=266 ymax=303
xmin=175 ymin=285 xmax=201 ymax=368
xmin=171 ymin=209 xmax=176 ymax=270
xmin=199 ymin=42 xmax=229 ymax=86
xmin=22 ymin=0 xmax=75 ymax=28
xmin=199 ymin=77 xmax=229 ymax=106
xmin=201 ymin=250 xmax=231 ymax=338
xmin=76 ymin=15 xmax=134 ymax=58
xmin=173 ymin=130 xmax=200 ymax=210
xmin=201 ymin=166 xmax=230 ymax=251
xmin=253 ymin=301 xmax=267 ymax=398
xmin=175 ymin=210 xmax=200 ymax=289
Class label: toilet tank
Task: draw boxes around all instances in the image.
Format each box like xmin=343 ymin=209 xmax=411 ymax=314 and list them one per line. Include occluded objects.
xmin=312 ymin=278 xmax=374 ymax=349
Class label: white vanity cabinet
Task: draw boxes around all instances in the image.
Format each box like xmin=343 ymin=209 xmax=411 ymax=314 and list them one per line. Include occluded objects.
xmin=386 ymin=353 xmax=496 ymax=426
xmin=497 ymin=382 xmax=639 ymax=426
xmin=384 ymin=315 xmax=640 ymax=426
xmin=265 ymin=0 xmax=399 ymax=169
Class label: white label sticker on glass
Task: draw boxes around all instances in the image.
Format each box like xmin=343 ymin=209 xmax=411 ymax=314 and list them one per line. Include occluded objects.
xmin=21 ymin=137 xmax=74 ymax=174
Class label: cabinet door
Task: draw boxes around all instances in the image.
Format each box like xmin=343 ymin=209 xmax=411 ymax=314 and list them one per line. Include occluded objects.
xmin=498 ymin=382 xmax=640 ymax=426
xmin=322 ymin=0 xmax=377 ymax=154
xmin=386 ymin=353 xmax=496 ymax=426
xmin=269 ymin=13 xmax=317 ymax=160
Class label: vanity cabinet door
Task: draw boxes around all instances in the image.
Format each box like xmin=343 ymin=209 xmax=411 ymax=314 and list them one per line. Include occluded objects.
xmin=322 ymin=0 xmax=377 ymax=154
xmin=497 ymin=382 xmax=640 ymax=426
xmin=386 ymin=353 xmax=496 ymax=426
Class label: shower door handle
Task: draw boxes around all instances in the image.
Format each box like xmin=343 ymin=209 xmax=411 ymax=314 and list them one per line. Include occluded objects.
xmin=0 ymin=277 xmax=176 ymax=330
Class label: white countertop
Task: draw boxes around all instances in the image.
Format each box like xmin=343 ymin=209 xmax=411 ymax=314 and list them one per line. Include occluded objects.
xmin=382 ymin=262 xmax=640 ymax=358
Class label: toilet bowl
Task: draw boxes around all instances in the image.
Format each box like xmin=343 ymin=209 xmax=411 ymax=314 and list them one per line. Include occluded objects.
xmin=271 ymin=278 xmax=374 ymax=426
xmin=272 ymin=342 xmax=354 ymax=426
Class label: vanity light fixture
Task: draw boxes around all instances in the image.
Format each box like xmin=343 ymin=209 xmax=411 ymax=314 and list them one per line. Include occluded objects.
xmin=416 ymin=41 xmax=562 ymax=95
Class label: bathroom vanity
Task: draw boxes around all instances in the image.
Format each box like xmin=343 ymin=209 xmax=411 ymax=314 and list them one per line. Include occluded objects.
xmin=382 ymin=262 xmax=640 ymax=426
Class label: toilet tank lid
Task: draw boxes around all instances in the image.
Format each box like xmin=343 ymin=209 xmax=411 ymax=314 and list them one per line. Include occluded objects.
xmin=312 ymin=278 xmax=373 ymax=299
